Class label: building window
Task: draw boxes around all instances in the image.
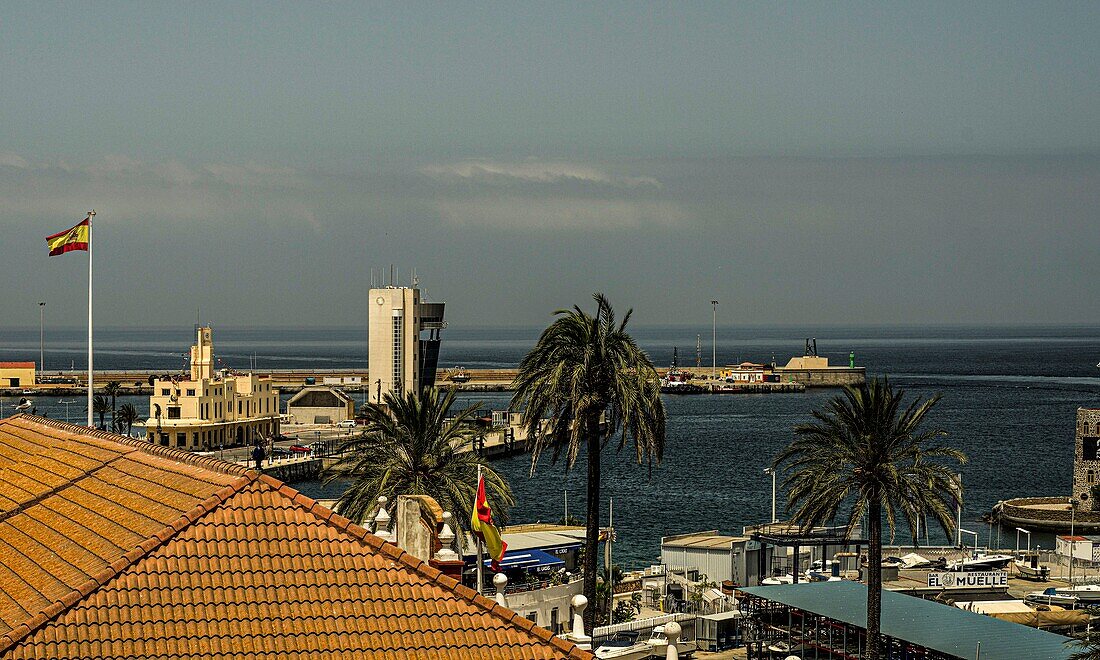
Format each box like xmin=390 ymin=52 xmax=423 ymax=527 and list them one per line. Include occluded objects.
xmin=526 ymin=613 xmax=538 ymax=625
xmin=175 ymin=433 xmax=185 ymax=447
xmin=392 ymin=314 xmax=404 ymax=394
xmin=167 ymin=407 xmax=181 ymax=419
xmin=1085 ymin=436 xmax=1100 ymax=461
xmin=238 ymin=401 xmax=242 ymax=415
xmin=550 ymin=608 xmax=560 ymax=634
xmin=186 ymin=389 xmax=195 ymax=397
xmin=161 ymin=388 xmax=170 ymax=395
xmin=1089 ymin=470 xmax=1095 ymax=485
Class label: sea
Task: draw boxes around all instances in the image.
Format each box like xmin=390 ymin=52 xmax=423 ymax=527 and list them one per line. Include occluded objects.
xmin=2 ymin=324 xmax=1099 ymax=569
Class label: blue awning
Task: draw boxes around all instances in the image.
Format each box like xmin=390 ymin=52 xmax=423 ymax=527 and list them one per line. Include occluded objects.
xmin=483 ymin=548 xmax=565 ymax=571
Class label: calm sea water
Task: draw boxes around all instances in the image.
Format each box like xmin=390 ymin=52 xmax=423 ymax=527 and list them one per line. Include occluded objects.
xmin=3 ymin=324 xmax=1099 ymax=568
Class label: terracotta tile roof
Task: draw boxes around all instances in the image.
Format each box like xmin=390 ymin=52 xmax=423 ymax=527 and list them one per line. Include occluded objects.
xmin=0 ymin=415 xmax=590 ymax=659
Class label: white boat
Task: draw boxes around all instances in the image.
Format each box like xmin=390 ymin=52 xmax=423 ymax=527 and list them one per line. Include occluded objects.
xmin=761 ymin=574 xmax=795 ymax=585
xmin=1014 ymin=553 xmax=1050 ymax=581
xmin=1025 ymin=585 xmax=1100 ymax=608
xmin=593 ymin=626 xmax=696 ymax=659
xmin=946 ymin=553 xmax=1013 ymax=571
xmin=594 ymin=632 xmax=647 ymax=660
xmin=14 ymin=398 xmax=33 ymax=412
xmin=647 ymin=626 xmax=696 ymax=658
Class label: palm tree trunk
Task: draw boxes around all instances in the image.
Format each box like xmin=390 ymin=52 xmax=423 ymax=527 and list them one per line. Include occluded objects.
xmin=582 ymin=413 xmax=601 ymax=635
xmin=866 ymin=498 xmax=883 ymax=660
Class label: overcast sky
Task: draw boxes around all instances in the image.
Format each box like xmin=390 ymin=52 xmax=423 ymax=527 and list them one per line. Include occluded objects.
xmin=1 ymin=2 xmax=1098 ymax=329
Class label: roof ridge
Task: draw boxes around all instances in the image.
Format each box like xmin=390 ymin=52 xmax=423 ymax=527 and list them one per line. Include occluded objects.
xmin=251 ymin=474 xmax=591 ymax=659
xmin=0 ymin=471 xmax=257 ymax=654
xmin=1 ymin=414 xmax=249 ymax=477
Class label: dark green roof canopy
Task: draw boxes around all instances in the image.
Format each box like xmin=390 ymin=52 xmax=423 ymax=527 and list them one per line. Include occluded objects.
xmin=738 ymin=581 xmax=1074 ymax=659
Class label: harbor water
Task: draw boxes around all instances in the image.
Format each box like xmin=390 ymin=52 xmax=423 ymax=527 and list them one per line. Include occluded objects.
xmin=2 ymin=324 xmax=1099 ymax=568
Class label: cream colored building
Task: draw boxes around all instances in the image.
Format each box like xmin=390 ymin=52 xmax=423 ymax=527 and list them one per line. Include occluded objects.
xmin=287 ymin=386 xmax=355 ymax=424
xmin=0 ymin=362 xmax=36 ymax=389
xmin=367 ymin=286 xmax=445 ymax=402
xmin=145 ymin=327 xmax=280 ymax=450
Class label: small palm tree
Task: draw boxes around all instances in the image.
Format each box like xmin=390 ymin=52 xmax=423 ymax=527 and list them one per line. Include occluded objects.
xmin=1070 ymin=640 xmax=1100 ymax=660
xmin=511 ymin=293 xmax=666 ymax=633
xmin=92 ymin=394 xmax=111 ymax=430
xmin=322 ymin=387 xmax=513 ymax=548
xmin=773 ymin=378 xmax=964 ymax=660
xmin=102 ymin=381 xmax=122 ymax=431
xmin=115 ymin=403 xmax=140 ymax=437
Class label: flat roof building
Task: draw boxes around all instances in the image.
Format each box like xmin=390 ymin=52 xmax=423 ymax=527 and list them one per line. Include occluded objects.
xmin=367 ymin=286 xmax=445 ymax=402
xmin=0 ymin=362 xmax=35 ymax=389
xmin=144 ymin=326 xmax=280 ymax=450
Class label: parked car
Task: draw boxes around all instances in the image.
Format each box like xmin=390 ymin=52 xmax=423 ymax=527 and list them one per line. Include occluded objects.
xmin=337 ymin=419 xmax=356 ymax=428
xmin=288 ymin=445 xmax=312 ymax=453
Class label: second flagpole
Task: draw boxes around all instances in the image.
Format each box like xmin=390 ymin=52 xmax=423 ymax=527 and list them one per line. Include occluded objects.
xmin=475 ymin=463 xmax=484 ymax=595
xmin=86 ymin=210 xmax=94 ymax=428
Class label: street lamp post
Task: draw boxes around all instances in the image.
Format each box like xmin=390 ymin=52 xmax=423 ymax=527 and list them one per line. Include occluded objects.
xmin=38 ymin=301 xmax=46 ymax=375
xmin=710 ymin=300 xmax=719 ymax=380
xmin=764 ymin=468 xmax=777 ymax=524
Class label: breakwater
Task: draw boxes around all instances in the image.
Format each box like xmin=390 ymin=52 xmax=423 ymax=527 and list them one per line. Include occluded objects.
xmin=10 ymin=363 xmax=863 ymax=397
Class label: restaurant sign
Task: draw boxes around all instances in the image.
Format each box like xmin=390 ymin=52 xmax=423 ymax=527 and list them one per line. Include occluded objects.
xmin=927 ymin=571 xmax=1008 ymax=589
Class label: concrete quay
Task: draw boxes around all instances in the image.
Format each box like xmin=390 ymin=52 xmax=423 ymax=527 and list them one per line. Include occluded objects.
xmin=14 ymin=363 xmax=863 ymax=397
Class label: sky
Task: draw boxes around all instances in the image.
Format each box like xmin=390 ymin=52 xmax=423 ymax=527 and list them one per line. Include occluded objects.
xmin=1 ymin=2 xmax=1098 ymax=329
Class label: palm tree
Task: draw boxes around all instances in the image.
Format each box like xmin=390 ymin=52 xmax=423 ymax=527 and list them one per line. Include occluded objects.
xmin=102 ymin=381 xmax=122 ymax=431
xmin=322 ymin=387 xmax=513 ymax=550
xmin=1070 ymin=640 xmax=1100 ymax=660
xmin=115 ymin=403 xmax=140 ymax=437
xmin=510 ymin=293 xmax=666 ymax=633
xmin=92 ymin=394 xmax=110 ymax=430
xmin=773 ymin=378 xmax=964 ymax=660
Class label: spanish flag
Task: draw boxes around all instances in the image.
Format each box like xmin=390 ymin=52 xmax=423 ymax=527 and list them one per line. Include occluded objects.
xmin=46 ymin=218 xmax=90 ymax=256
xmin=471 ymin=473 xmax=507 ymax=569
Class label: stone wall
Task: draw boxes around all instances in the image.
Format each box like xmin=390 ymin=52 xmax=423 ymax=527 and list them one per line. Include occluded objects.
xmin=1072 ymin=408 xmax=1100 ymax=511
xmin=772 ymin=367 xmax=866 ymax=387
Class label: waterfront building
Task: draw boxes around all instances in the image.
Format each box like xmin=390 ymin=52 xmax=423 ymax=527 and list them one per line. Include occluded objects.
xmin=143 ymin=326 xmax=280 ymax=450
xmin=720 ymin=362 xmax=776 ymax=383
xmin=461 ymin=524 xmax=587 ymax=634
xmin=661 ymin=531 xmax=773 ymax=588
xmin=0 ymin=414 xmax=591 ymax=659
xmin=0 ymin=361 xmax=35 ymax=389
xmin=286 ymin=385 xmax=355 ymax=424
xmin=1072 ymin=407 xmax=1100 ymax=509
xmin=367 ymin=285 xmax=445 ymax=402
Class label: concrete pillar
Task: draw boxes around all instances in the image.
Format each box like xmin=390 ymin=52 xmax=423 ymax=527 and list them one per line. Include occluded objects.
xmin=493 ymin=573 xmax=508 ymax=608
xmin=373 ymin=496 xmax=393 ymax=542
xmin=567 ymin=594 xmax=591 ymax=650
xmin=664 ymin=621 xmax=681 ymax=660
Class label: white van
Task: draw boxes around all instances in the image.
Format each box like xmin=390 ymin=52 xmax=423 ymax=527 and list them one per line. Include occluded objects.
xmin=337 ymin=419 xmax=357 ymax=428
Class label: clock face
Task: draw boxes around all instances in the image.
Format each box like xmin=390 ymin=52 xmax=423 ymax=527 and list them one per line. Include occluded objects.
xmin=376 ymin=297 xmax=385 ymax=305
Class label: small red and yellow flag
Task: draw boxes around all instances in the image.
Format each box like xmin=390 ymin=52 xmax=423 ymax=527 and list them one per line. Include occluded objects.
xmin=45 ymin=218 xmax=90 ymax=256
xmin=471 ymin=473 xmax=507 ymax=569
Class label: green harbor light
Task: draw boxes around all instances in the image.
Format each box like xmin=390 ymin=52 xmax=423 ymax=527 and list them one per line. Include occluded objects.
xmin=849 ymin=351 xmax=855 ymax=368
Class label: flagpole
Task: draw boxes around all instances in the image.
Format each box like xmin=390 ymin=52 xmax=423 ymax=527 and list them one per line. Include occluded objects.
xmin=476 ymin=464 xmax=484 ymax=595
xmin=86 ymin=210 xmax=94 ymax=428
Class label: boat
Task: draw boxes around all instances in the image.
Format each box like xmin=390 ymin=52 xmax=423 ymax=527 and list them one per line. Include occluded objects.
xmin=14 ymin=398 xmax=33 ymax=412
xmin=1025 ymin=585 xmax=1100 ymax=607
xmin=594 ymin=632 xmax=646 ymax=660
xmin=945 ymin=552 xmax=1013 ymax=571
xmin=647 ymin=626 xmax=696 ymax=658
xmin=660 ymin=349 xmax=705 ymax=394
xmin=1014 ymin=552 xmax=1050 ymax=581
xmin=761 ymin=574 xmax=795 ymax=586
xmin=448 ymin=367 xmax=471 ymax=383
xmin=593 ymin=626 xmax=696 ymax=659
